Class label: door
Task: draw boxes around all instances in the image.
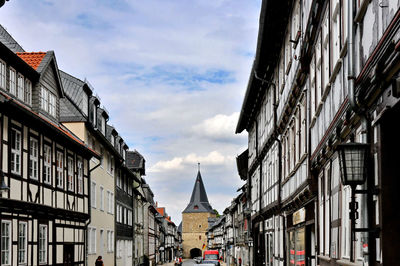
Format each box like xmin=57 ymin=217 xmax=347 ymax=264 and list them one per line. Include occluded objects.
xmin=63 ymin=244 xmax=74 ymax=266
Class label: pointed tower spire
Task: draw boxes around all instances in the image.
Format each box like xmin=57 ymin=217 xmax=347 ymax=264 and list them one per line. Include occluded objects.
xmin=182 ymin=165 xmax=214 ymax=213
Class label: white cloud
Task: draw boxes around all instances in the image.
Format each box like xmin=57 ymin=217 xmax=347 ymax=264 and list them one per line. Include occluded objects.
xmin=149 ymin=151 xmax=233 ymax=173
xmin=192 ymin=112 xmax=244 ymax=141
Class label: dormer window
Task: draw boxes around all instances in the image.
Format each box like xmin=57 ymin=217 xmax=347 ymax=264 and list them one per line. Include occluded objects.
xmin=40 ymin=86 xmax=56 ymax=117
xmin=91 ymin=104 xmax=97 ymax=126
xmin=82 ymin=93 xmax=88 ymax=116
xmin=0 ymin=59 xmax=6 ymax=89
xmin=194 ymin=205 xmax=199 ymax=210
xmin=111 ymin=135 xmax=115 ymax=146
xmin=101 ymin=117 xmax=106 ymax=134
xmin=9 ymin=67 xmax=16 ymax=95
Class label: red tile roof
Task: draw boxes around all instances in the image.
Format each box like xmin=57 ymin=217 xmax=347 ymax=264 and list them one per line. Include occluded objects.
xmin=16 ymin=52 xmax=46 ymax=70
xmin=156 ymin=207 xmax=165 ymax=216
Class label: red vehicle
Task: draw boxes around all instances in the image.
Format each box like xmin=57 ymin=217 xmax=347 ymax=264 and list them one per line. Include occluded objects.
xmin=203 ymin=250 xmax=220 ymax=265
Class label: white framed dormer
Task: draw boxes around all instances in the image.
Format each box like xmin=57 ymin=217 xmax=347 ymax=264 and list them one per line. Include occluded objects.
xmin=8 ymin=67 xmax=16 ymax=96
xmin=0 ymin=59 xmax=6 ymax=90
xmin=10 ymin=127 xmax=22 ymax=175
xmin=40 ymin=86 xmax=56 ymax=117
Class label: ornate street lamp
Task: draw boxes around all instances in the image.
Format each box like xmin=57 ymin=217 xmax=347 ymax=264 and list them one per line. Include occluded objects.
xmin=337 ymin=142 xmax=370 ymax=261
xmin=0 ymin=0 xmax=10 ymax=8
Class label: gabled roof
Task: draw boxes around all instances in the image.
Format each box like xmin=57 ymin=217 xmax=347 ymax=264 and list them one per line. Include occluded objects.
xmin=236 ymin=0 xmax=293 ymax=133
xmin=16 ymin=51 xmax=65 ymax=98
xmin=16 ymin=52 xmax=46 ymax=70
xmin=182 ymin=170 xmax=214 ymax=214
xmin=156 ymin=207 xmax=165 ymax=217
xmin=0 ymin=24 xmax=24 ymax=53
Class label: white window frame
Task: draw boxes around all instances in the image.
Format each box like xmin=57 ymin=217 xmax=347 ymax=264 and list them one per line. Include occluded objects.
xmin=91 ymin=181 xmax=97 ymax=209
xmin=29 ymin=137 xmax=39 ymax=180
xmin=48 ymin=92 xmax=56 ymax=117
xmin=39 ymin=224 xmax=47 ymax=264
xmin=11 ymin=128 xmax=22 ymax=175
xmin=18 ymin=221 xmax=28 ymax=264
xmin=77 ymin=158 xmax=83 ymax=194
xmin=107 ymin=190 xmax=114 ymax=214
xmin=43 ymin=144 xmax=52 ymax=184
xmin=0 ymin=59 xmax=6 ymax=90
xmin=24 ymin=79 xmax=32 ymax=105
xmin=56 ymin=151 xmax=64 ymax=188
xmin=1 ymin=220 xmax=11 ymax=266
xmin=88 ymin=227 xmax=96 ymax=254
xmin=100 ymin=186 xmax=104 ymax=211
xmin=9 ymin=67 xmax=16 ymax=95
xmin=67 ymin=156 xmax=74 ymax=191
xmin=17 ymin=73 xmax=24 ymax=101
xmin=40 ymin=87 xmax=48 ymax=112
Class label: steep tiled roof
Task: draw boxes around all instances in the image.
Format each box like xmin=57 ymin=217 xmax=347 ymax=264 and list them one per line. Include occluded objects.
xmin=16 ymin=52 xmax=46 ymax=70
xmin=0 ymin=24 xmax=25 ymax=53
xmin=182 ymin=170 xmax=214 ymax=214
xmin=156 ymin=207 xmax=165 ymax=218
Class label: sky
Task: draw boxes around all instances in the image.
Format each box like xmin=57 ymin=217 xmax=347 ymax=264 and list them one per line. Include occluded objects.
xmin=0 ymin=0 xmax=260 ymax=224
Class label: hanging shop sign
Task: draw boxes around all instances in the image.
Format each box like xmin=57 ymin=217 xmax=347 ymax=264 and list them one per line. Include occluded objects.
xmin=293 ymin=207 xmax=306 ymax=225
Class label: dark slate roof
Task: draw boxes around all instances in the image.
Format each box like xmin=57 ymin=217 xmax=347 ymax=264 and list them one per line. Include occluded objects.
xmin=59 ymin=70 xmax=89 ymax=114
xmin=182 ymin=170 xmax=214 ymax=213
xmin=0 ymin=24 xmax=25 ymax=53
xmin=59 ymin=98 xmax=86 ymax=122
xmin=127 ymin=150 xmax=145 ymax=170
xmin=177 ymin=222 xmax=182 ymax=233
xmin=142 ymin=184 xmax=155 ymax=205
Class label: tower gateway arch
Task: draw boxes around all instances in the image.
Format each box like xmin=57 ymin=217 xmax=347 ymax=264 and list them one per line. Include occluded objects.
xmin=181 ymin=166 xmax=216 ymax=258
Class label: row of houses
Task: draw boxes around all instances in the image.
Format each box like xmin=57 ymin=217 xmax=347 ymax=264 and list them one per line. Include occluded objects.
xmin=0 ymin=24 xmax=182 ymax=266
xmin=210 ymin=1 xmax=400 ymax=266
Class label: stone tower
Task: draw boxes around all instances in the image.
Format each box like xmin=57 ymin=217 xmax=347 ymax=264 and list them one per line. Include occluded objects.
xmin=182 ymin=166 xmax=216 ymax=258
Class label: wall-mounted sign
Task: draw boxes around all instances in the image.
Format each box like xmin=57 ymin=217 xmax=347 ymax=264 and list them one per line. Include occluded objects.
xmin=293 ymin=207 xmax=306 ymax=225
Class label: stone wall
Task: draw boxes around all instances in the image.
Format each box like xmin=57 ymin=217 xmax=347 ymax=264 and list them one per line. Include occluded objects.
xmin=182 ymin=212 xmax=216 ymax=258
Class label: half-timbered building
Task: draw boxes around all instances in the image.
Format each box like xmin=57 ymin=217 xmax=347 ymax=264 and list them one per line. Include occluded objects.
xmin=0 ymin=26 xmax=98 ymax=265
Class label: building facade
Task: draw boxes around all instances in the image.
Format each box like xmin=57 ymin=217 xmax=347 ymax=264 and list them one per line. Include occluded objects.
xmin=0 ymin=27 xmax=98 ymax=265
xmin=236 ymin=0 xmax=400 ymax=265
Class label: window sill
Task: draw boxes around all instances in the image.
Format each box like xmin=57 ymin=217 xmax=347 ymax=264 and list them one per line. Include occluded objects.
xmin=317 ymin=255 xmax=331 ymax=262
xmin=336 ymin=259 xmax=362 ymax=266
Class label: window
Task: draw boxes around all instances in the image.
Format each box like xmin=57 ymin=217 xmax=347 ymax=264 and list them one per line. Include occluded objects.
xmin=48 ymin=92 xmax=56 ymax=117
xmin=56 ymin=151 xmax=63 ymax=188
xmin=40 ymin=87 xmax=56 ymax=117
xmin=39 ymin=224 xmax=47 ymax=264
xmin=11 ymin=128 xmax=21 ymax=175
xmin=116 ymin=169 xmax=121 ymax=188
xmin=24 ymin=79 xmax=32 ymax=105
xmin=107 ymin=230 xmax=114 ymax=252
xmin=0 ymin=59 xmax=6 ymax=90
xmin=88 ymin=227 xmax=96 ymax=254
xmin=29 ymin=137 xmax=39 ymax=180
xmin=100 ymin=186 xmax=104 ymax=211
xmin=9 ymin=68 xmax=16 ymax=95
xmin=18 ymin=222 xmax=27 ymax=264
xmin=77 ymin=158 xmax=83 ymax=194
xmin=17 ymin=74 xmax=24 ymax=100
xmin=101 ymin=117 xmax=106 ymax=134
xmin=82 ymin=93 xmax=88 ymax=116
xmin=40 ymin=87 xmax=48 ymax=112
xmin=91 ymin=181 xmax=96 ymax=208
xmin=331 ymin=0 xmax=341 ymax=66
xmin=67 ymin=156 xmax=74 ymax=191
xmin=1 ymin=221 xmax=11 ymax=266
xmin=43 ymin=145 xmax=52 ymax=184
xmin=107 ymin=191 xmax=114 ymax=214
